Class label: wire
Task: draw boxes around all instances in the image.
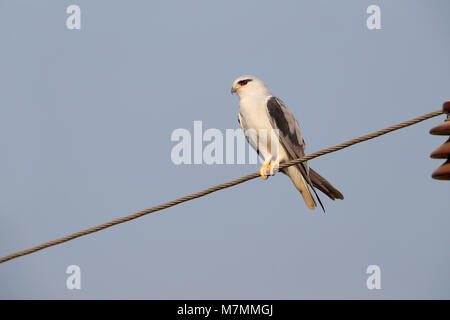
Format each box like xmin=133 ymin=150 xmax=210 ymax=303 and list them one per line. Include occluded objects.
xmin=0 ymin=109 xmax=443 ymax=264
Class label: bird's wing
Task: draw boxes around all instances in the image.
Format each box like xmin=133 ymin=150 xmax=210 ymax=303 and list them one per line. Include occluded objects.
xmin=237 ymin=112 xmax=243 ymax=127
xmin=265 ymin=96 xmax=325 ymax=210
xmin=265 ymin=96 xmax=308 ymax=170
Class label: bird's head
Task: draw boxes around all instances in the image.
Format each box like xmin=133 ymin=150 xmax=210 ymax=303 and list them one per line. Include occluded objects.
xmin=231 ymin=75 xmax=270 ymax=98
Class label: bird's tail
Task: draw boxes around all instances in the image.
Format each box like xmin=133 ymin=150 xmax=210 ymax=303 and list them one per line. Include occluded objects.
xmin=309 ymin=168 xmax=344 ymax=200
xmin=285 ymin=166 xmax=317 ymax=210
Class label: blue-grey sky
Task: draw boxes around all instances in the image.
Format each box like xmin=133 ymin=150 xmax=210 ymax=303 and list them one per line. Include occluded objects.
xmin=0 ymin=0 xmax=449 ymax=299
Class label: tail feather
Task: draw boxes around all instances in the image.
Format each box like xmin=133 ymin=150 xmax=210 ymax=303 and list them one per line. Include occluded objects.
xmin=285 ymin=166 xmax=317 ymax=210
xmin=309 ymin=168 xmax=344 ymax=200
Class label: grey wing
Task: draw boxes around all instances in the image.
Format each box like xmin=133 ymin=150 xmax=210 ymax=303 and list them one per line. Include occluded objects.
xmin=265 ymin=96 xmax=309 ymax=173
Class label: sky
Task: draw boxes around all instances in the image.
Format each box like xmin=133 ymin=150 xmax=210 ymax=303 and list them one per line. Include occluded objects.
xmin=0 ymin=0 xmax=449 ymax=299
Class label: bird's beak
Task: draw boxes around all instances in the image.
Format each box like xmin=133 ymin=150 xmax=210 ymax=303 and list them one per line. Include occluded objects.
xmin=231 ymin=84 xmax=237 ymax=94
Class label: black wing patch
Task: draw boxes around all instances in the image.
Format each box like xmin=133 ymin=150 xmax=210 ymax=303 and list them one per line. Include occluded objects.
xmin=266 ymin=97 xmax=300 ymax=147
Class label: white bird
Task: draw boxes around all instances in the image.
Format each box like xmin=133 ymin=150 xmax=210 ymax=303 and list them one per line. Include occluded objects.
xmin=231 ymin=75 xmax=343 ymax=211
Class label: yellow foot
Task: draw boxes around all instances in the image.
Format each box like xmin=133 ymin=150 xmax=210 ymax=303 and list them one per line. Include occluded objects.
xmin=259 ymin=163 xmax=271 ymax=180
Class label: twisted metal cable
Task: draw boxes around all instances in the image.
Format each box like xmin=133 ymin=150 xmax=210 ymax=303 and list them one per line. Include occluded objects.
xmin=0 ymin=109 xmax=443 ymax=264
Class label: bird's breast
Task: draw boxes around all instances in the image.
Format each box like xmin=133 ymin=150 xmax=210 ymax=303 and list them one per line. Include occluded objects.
xmin=239 ymin=96 xmax=273 ymax=132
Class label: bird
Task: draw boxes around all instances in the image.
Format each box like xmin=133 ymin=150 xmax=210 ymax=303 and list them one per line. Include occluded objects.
xmin=231 ymin=75 xmax=343 ymax=211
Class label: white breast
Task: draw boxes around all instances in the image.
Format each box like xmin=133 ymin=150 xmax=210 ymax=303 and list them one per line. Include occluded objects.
xmin=239 ymin=95 xmax=289 ymax=163
xmin=239 ymin=95 xmax=272 ymax=132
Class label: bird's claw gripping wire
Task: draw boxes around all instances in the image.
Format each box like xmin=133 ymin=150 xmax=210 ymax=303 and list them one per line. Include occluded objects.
xmin=259 ymin=162 xmax=279 ymax=180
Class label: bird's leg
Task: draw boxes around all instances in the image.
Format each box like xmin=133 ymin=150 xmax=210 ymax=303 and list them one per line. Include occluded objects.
xmin=259 ymin=158 xmax=280 ymax=180
xmin=259 ymin=159 xmax=272 ymax=180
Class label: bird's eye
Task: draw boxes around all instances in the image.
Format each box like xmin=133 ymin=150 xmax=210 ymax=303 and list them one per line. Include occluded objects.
xmin=239 ymin=80 xmax=249 ymax=86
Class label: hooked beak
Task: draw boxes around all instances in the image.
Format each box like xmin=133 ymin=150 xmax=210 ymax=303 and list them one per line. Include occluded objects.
xmin=231 ymin=84 xmax=237 ymax=94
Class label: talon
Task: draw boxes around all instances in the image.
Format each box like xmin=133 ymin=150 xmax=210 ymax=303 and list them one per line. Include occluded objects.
xmin=259 ymin=163 xmax=271 ymax=180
